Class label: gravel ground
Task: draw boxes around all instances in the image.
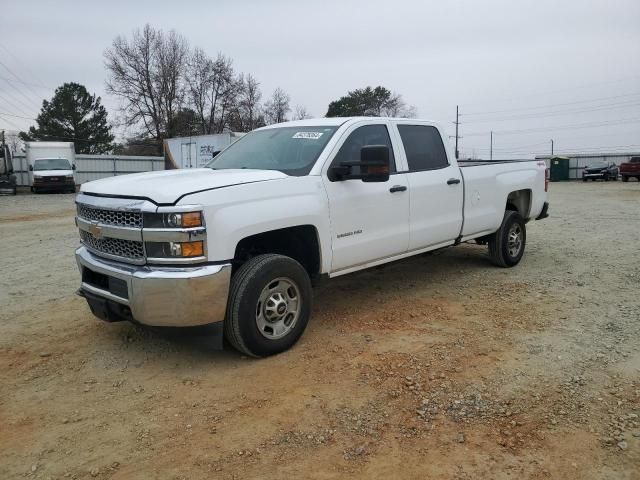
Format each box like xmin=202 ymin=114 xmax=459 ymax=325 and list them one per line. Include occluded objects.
xmin=0 ymin=182 xmax=638 ymax=479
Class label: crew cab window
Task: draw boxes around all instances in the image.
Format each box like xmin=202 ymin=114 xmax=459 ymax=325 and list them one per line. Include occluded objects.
xmin=398 ymin=125 xmax=449 ymax=171
xmin=331 ymin=124 xmax=396 ymax=174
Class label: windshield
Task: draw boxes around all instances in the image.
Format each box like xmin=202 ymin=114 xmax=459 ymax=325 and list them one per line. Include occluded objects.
xmin=207 ymin=126 xmax=338 ymax=176
xmin=588 ymin=161 xmax=607 ymax=168
xmin=33 ymin=158 xmax=72 ymax=171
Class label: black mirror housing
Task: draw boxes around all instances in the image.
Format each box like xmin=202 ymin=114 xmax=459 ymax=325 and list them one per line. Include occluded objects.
xmin=360 ymin=145 xmax=390 ymax=182
xmin=328 ymin=145 xmax=391 ymax=182
xmin=72 ymin=164 xmax=76 ymax=170
xmin=29 ymin=165 xmax=33 ymax=171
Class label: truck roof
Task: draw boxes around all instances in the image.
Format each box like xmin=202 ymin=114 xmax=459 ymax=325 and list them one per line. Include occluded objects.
xmin=258 ymin=117 xmax=439 ymax=130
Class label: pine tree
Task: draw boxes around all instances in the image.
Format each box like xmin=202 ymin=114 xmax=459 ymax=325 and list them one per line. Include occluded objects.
xmin=20 ymin=83 xmax=114 ymax=153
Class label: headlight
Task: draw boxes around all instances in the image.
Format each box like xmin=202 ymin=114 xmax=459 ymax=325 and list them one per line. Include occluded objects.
xmin=65 ymin=174 xmax=74 ymax=179
xmin=144 ymin=211 xmax=202 ymax=228
xmin=146 ymin=241 xmax=204 ymax=258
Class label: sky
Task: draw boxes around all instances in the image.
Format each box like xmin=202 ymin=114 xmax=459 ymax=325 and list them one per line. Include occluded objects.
xmin=1 ymin=0 xmax=639 ymax=159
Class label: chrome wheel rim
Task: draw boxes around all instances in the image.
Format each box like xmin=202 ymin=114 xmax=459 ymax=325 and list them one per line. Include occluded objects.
xmin=507 ymin=224 xmax=523 ymax=258
xmin=256 ymin=277 xmax=301 ymax=340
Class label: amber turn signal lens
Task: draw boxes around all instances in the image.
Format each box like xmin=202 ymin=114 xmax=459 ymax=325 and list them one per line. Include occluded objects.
xmin=182 ymin=212 xmax=202 ymax=228
xmin=181 ymin=241 xmax=204 ymax=257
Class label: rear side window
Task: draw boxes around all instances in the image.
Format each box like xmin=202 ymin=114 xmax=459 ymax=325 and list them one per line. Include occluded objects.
xmin=398 ymin=125 xmax=449 ymax=171
xmin=331 ymin=124 xmax=396 ymax=173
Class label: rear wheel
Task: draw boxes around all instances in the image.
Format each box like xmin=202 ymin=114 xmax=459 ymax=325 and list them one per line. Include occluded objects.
xmin=622 ymin=176 xmax=629 ymax=182
xmin=582 ymin=177 xmax=587 ymax=182
xmin=488 ymin=210 xmax=526 ymax=268
xmin=224 ymin=254 xmax=313 ymax=357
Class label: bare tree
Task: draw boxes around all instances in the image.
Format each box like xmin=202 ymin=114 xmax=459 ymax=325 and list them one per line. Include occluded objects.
xmin=380 ymin=92 xmax=417 ymax=118
xmin=185 ymin=51 xmax=241 ymax=134
xmin=264 ymin=88 xmax=291 ymax=124
xmin=293 ymin=104 xmax=311 ymax=120
xmin=104 ymin=24 xmax=189 ymax=141
xmin=237 ymin=74 xmax=264 ymax=131
xmin=5 ymin=132 xmax=23 ymax=154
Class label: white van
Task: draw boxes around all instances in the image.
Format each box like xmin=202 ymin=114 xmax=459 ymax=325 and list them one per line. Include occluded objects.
xmin=26 ymin=142 xmax=76 ymax=193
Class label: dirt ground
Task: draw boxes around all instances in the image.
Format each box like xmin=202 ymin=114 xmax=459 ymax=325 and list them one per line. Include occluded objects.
xmin=0 ymin=182 xmax=639 ymax=480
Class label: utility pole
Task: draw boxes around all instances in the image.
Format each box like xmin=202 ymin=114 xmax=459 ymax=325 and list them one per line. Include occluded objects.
xmin=551 ymin=139 xmax=554 ymax=156
xmin=490 ymin=131 xmax=493 ymax=161
xmin=454 ymin=106 xmax=460 ymax=159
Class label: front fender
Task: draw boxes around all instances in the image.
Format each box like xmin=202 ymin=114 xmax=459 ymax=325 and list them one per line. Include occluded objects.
xmin=180 ymin=176 xmax=333 ymax=273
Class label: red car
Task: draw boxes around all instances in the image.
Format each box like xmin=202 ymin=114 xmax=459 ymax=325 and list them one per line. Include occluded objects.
xmin=620 ymin=156 xmax=640 ymax=182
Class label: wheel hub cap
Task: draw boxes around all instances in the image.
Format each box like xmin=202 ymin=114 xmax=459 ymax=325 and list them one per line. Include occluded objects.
xmin=507 ymin=224 xmax=523 ymax=257
xmin=256 ymin=277 xmax=301 ymax=340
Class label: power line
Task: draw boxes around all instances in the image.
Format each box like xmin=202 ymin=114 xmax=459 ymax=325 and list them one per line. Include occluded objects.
xmin=464 ymin=117 xmax=640 ymax=137
xmin=0 ymin=74 xmax=53 ymax=91
xmin=463 ymin=100 xmax=640 ymax=124
xmin=0 ymin=116 xmax=23 ymax=131
xmin=0 ymin=92 xmax=33 ymax=117
xmin=0 ymin=59 xmax=47 ymax=107
xmin=460 ymin=74 xmax=640 ymax=109
xmin=0 ymin=42 xmax=51 ymax=90
xmin=463 ymin=92 xmax=640 ymax=117
xmin=0 ymin=78 xmax=40 ymax=114
xmin=0 ymin=110 xmax=35 ymax=121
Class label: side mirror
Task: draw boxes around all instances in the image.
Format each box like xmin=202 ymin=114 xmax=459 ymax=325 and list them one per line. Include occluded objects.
xmin=328 ymin=145 xmax=391 ymax=182
xmin=72 ymin=164 xmax=76 ymax=170
xmin=29 ymin=165 xmax=33 ymax=171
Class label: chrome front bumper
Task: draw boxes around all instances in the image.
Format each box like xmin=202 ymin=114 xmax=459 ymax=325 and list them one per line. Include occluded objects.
xmin=75 ymin=246 xmax=231 ymax=327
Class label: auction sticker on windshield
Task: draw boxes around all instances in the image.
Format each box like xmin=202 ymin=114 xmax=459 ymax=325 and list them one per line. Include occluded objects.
xmin=292 ymin=132 xmax=323 ymax=140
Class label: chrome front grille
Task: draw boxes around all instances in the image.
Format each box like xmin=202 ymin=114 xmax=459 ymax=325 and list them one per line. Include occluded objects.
xmin=77 ymin=204 xmax=143 ymax=228
xmin=80 ymin=230 xmax=145 ymax=261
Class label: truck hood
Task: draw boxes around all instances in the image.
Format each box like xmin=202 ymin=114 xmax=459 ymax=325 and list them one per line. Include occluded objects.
xmin=33 ymin=169 xmax=74 ymax=177
xmin=80 ymin=168 xmax=287 ymax=204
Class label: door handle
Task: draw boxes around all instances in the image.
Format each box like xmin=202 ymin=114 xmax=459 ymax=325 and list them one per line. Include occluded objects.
xmin=447 ymin=178 xmax=461 ymax=185
xmin=389 ymin=185 xmax=407 ymax=193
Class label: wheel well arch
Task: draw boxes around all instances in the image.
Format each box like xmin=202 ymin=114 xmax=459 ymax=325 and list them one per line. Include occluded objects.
xmin=505 ymin=189 xmax=532 ymax=218
xmin=233 ymin=225 xmax=321 ymax=277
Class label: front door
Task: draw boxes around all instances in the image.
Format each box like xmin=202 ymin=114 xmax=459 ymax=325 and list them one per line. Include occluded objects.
xmin=322 ymin=123 xmax=409 ymax=273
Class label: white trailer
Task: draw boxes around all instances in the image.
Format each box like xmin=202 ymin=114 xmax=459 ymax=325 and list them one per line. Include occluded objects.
xmin=26 ymin=142 xmax=76 ymax=193
xmin=163 ymin=133 xmax=244 ymax=169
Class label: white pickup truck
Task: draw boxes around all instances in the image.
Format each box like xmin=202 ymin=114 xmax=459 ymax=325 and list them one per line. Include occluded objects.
xmin=75 ymin=117 xmax=549 ymax=357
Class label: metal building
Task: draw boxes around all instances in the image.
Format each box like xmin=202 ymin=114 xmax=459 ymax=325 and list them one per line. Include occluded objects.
xmin=536 ymin=152 xmax=640 ymax=180
xmin=12 ymin=154 xmax=164 ymax=186
xmin=163 ymin=132 xmax=244 ymax=169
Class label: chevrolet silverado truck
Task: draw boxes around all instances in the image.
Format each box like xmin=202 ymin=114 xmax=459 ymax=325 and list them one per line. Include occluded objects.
xmin=75 ymin=117 xmax=549 ymax=357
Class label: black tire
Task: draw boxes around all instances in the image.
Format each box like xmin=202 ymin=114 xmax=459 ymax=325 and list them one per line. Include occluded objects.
xmin=582 ymin=177 xmax=587 ymax=182
xmin=604 ymin=175 xmax=609 ymax=181
xmin=488 ymin=210 xmax=526 ymax=268
xmin=622 ymin=176 xmax=629 ymax=182
xmin=224 ymin=254 xmax=313 ymax=357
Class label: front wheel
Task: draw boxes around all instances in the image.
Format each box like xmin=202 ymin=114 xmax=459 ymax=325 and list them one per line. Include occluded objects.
xmin=224 ymin=254 xmax=313 ymax=357
xmin=488 ymin=210 xmax=526 ymax=268
xmin=622 ymin=176 xmax=629 ymax=182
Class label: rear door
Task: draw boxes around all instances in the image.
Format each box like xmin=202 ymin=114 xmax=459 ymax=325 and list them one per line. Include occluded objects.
xmin=392 ymin=122 xmax=463 ymax=250
xmin=322 ymin=122 xmax=409 ymax=272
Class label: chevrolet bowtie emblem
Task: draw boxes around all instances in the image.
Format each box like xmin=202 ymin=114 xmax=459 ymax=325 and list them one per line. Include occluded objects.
xmin=89 ymin=222 xmax=103 ymax=239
